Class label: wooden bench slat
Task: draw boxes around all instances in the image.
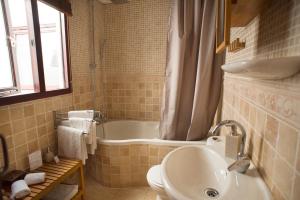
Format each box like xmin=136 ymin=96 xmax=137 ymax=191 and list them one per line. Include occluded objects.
xmin=41 ymin=165 xmax=69 ymax=172
xmin=59 ymin=160 xmax=78 ymax=165
xmin=58 ymin=161 xmax=77 ymax=168
xmin=41 ymin=169 xmax=64 ymax=177
xmin=60 ymin=158 xmax=78 ymax=163
xmin=29 ymin=192 xmax=38 ymax=197
xmin=32 ymin=185 xmax=47 ymax=190
xmin=46 ymin=163 xmax=72 ymax=170
xmin=30 ymin=188 xmax=42 ymax=193
xmin=45 ymin=174 xmax=59 ymax=180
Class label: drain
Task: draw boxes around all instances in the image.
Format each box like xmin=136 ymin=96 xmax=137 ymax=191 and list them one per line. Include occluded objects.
xmin=204 ymin=188 xmax=219 ymax=198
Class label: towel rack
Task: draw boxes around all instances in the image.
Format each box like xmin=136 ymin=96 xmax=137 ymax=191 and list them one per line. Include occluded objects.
xmin=53 ymin=110 xmax=105 ymax=129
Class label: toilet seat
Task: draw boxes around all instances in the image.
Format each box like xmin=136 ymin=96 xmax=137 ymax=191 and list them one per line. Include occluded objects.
xmin=147 ymin=165 xmax=163 ymax=188
xmin=147 ymin=165 xmax=169 ymax=200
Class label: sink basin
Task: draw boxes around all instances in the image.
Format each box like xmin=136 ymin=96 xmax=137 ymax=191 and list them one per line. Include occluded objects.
xmin=161 ymin=144 xmax=272 ymax=200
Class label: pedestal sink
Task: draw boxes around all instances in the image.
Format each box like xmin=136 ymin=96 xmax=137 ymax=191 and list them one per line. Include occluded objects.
xmin=161 ymin=139 xmax=272 ymax=200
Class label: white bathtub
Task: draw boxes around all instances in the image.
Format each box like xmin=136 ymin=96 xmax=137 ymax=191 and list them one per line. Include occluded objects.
xmin=97 ymin=120 xmax=205 ymax=145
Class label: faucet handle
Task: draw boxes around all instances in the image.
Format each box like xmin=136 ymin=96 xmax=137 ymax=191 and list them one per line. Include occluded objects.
xmin=227 ymin=156 xmax=250 ymax=173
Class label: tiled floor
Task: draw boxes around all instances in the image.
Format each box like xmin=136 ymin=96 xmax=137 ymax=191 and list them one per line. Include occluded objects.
xmin=85 ymin=176 xmax=156 ymax=200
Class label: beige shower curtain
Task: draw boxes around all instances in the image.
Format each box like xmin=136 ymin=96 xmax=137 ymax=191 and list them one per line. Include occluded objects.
xmin=159 ymin=0 xmax=223 ymax=141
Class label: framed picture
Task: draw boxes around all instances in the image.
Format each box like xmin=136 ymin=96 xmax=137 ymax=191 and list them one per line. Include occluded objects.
xmin=216 ymin=0 xmax=231 ymax=53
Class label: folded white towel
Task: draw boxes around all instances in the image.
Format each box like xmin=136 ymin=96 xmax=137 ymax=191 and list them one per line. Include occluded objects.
xmin=68 ymin=110 xmax=94 ymax=119
xmin=10 ymin=180 xmax=31 ymax=199
xmin=24 ymin=172 xmax=45 ymax=186
xmin=87 ymin=121 xmax=97 ymax=155
xmin=57 ymin=126 xmax=88 ymax=165
xmin=60 ymin=118 xmax=97 ymax=155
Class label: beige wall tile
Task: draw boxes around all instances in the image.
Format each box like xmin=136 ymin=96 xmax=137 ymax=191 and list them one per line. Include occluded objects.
xmin=296 ymin=136 xmax=300 ymax=173
xmin=34 ymin=102 xmax=45 ymax=114
xmin=15 ymin=145 xmax=28 ymax=160
xmin=0 ymin=123 xmax=12 ymax=137
xmin=9 ymin=106 xmax=24 ymax=120
xmin=271 ymin=185 xmax=286 ymax=200
xmin=292 ymin=173 xmax=300 ymax=200
xmin=255 ymin=109 xmax=266 ymax=136
xmin=28 ymin=140 xmax=39 ymax=154
xmin=273 ymin=156 xmax=294 ymax=199
xmin=26 ymin=128 xmax=38 ymax=142
xmin=260 ymin=141 xmax=275 ymax=189
xmin=13 ymin=133 xmax=27 ymax=147
xmin=252 ymin=131 xmax=263 ymax=161
xmin=265 ymin=115 xmax=279 ymax=148
xmin=25 ymin=117 xmax=36 ymax=129
xmin=12 ymin=119 xmax=25 ymax=134
xmin=24 ymin=105 xmax=35 ymax=117
xmin=277 ymin=123 xmax=298 ymax=166
xmin=0 ymin=109 xmax=10 ymax=124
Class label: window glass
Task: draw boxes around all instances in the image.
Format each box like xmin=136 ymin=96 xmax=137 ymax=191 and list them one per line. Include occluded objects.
xmin=7 ymin=0 xmax=34 ymax=92
xmin=8 ymin=0 xmax=28 ymax=27
xmin=15 ymin=34 xmax=34 ymax=90
xmin=38 ymin=1 xmax=67 ymax=91
xmin=0 ymin=1 xmax=14 ymax=90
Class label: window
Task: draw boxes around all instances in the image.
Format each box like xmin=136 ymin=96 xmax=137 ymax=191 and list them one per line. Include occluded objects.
xmin=0 ymin=0 xmax=72 ymax=105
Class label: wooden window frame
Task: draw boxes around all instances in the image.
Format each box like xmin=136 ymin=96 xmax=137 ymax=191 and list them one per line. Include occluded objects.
xmin=0 ymin=0 xmax=72 ymax=106
xmin=0 ymin=0 xmax=19 ymax=94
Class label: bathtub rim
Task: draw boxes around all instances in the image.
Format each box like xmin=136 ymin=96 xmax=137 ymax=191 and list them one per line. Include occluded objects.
xmin=97 ymin=138 xmax=206 ymax=146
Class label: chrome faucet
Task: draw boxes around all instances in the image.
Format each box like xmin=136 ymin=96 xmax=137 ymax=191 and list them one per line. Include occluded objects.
xmin=209 ymin=120 xmax=250 ymax=173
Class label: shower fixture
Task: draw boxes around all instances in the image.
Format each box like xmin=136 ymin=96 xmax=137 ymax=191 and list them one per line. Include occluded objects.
xmin=97 ymin=0 xmax=129 ymax=4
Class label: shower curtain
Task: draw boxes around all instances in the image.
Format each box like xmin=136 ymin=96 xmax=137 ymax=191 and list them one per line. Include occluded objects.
xmin=159 ymin=0 xmax=223 ymax=141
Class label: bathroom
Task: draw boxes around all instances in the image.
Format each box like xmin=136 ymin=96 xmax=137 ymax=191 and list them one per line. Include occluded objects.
xmin=0 ymin=0 xmax=299 ymax=199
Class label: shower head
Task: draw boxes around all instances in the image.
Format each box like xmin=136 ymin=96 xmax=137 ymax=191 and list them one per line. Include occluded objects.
xmin=97 ymin=0 xmax=129 ymax=4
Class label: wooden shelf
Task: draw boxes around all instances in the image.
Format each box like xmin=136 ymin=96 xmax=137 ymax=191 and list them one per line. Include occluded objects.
xmin=231 ymin=0 xmax=269 ymax=27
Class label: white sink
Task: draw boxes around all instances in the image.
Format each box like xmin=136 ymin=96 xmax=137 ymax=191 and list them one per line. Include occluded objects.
xmin=161 ymin=142 xmax=272 ymax=200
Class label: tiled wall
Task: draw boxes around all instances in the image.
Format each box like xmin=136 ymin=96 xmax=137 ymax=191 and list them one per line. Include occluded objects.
xmin=101 ymin=73 xmax=164 ymax=120
xmin=87 ymin=143 xmax=176 ymax=187
xmin=70 ymin=0 xmax=95 ymax=110
xmin=0 ymin=0 xmax=102 ymax=171
xmin=221 ymin=0 xmax=300 ymax=199
xmin=96 ymin=0 xmax=171 ymax=121
xmin=0 ymin=95 xmax=73 ymax=170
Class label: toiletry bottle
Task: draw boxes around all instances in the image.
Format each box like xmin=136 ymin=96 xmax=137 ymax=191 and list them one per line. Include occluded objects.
xmin=44 ymin=147 xmax=54 ymax=163
xmin=225 ymin=127 xmax=241 ymax=159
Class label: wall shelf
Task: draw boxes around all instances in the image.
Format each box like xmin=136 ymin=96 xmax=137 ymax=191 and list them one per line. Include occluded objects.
xmin=221 ymin=56 xmax=300 ymax=80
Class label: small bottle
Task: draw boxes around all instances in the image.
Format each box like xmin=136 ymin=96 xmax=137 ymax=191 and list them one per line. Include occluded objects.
xmin=225 ymin=129 xmax=241 ymax=159
xmin=44 ymin=147 xmax=54 ymax=163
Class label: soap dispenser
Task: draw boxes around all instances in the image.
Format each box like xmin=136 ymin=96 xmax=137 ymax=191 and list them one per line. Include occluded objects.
xmin=225 ymin=126 xmax=242 ymax=159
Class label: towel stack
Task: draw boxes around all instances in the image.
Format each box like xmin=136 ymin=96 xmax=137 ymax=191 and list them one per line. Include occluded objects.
xmin=57 ymin=110 xmax=97 ymax=165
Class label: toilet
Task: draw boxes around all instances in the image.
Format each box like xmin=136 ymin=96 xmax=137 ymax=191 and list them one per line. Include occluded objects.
xmin=147 ymin=165 xmax=169 ymax=200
